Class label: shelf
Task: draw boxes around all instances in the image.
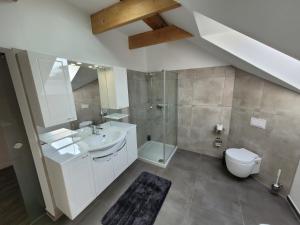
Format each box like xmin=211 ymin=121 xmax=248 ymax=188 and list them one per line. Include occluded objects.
xmin=104 ymin=113 xmax=128 ymax=120
xmin=39 ymin=128 xmax=78 ymax=144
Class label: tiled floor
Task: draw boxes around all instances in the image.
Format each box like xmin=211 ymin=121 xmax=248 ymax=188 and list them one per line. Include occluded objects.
xmin=0 ymin=167 xmax=29 ymax=225
xmin=34 ymin=150 xmax=299 ymax=225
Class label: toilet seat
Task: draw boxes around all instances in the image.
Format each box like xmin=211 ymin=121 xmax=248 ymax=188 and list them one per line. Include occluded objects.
xmin=226 ymin=148 xmax=258 ymax=164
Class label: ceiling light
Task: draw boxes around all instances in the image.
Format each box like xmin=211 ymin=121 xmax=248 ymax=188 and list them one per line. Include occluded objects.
xmin=76 ymin=62 xmax=82 ymax=65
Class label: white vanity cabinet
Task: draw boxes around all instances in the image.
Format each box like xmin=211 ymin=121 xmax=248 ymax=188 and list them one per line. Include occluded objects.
xmin=98 ymin=66 xmax=129 ymax=109
xmin=91 ymin=139 xmax=128 ymax=195
xmin=90 ymin=152 xmax=115 ymax=196
xmin=45 ymin=152 xmax=95 ymax=220
xmin=17 ymin=51 xmax=77 ymax=128
xmin=126 ymin=126 xmax=138 ymax=165
xmin=112 ymin=141 xmax=128 ymax=178
xmin=43 ymin=122 xmax=137 ymax=220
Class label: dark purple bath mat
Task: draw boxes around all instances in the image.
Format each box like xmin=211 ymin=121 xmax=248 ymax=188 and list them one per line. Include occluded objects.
xmin=102 ymin=172 xmax=171 ymax=225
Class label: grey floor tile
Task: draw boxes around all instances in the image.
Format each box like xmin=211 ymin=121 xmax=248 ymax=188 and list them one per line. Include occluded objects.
xmin=186 ymin=208 xmax=244 ymax=225
xmin=33 ymin=150 xmax=299 ymax=225
xmin=191 ymin=178 xmax=243 ymax=222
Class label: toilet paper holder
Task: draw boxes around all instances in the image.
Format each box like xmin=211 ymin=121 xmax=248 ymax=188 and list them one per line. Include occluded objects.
xmin=215 ymin=124 xmax=224 ymax=134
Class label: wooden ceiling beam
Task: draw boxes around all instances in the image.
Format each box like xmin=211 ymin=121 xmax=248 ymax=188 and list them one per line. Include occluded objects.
xmin=129 ymin=25 xmax=193 ymax=49
xmin=143 ymin=14 xmax=168 ymax=30
xmin=91 ymin=0 xmax=181 ymax=34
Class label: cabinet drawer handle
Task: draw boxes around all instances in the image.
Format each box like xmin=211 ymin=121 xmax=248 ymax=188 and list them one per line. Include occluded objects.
xmin=116 ymin=140 xmax=126 ymax=153
xmin=92 ymin=139 xmax=126 ymax=160
xmin=93 ymin=153 xmax=113 ymax=161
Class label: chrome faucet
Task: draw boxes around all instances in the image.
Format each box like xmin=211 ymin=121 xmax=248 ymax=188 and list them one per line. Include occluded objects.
xmin=91 ymin=125 xmax=97 ymax=135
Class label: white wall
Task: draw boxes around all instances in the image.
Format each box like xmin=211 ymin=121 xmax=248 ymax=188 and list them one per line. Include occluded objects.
xmin=0 ymin=0 xmax=230 ymax=73
xmin=145 ymin=39 xmax=227 ymax=71
xmin=0 ymin=0 xmax=147 ymax=71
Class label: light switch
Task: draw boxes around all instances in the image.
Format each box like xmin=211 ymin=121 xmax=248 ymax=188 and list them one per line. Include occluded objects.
xmin=250 ymin=117 xmax=267 ymax=129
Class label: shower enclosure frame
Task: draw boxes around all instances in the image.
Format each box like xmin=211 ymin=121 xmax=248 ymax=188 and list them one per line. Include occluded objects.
xmin=137 ymin=70 xmax=178 ymax=168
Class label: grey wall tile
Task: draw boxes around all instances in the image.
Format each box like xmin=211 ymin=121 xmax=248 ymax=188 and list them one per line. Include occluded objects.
xmin=177 ymin=66 xmax=234 ymax=158
xmin=178 ymin=106 xmax=192 ymax=128
xmin=222 ymin=67 xmax=235 ymax=107
xmin=260 ymin=81 xmax=300 ymax=116
xmin=192 ymin=76 xmax=225 ymax=106
xmin=233 ymin=69 xmax=264 ymax=110
xmin=228 ymin=69 xmax=300 ymax=195
xmin=178 ymin=77 xmax=193 ymax=106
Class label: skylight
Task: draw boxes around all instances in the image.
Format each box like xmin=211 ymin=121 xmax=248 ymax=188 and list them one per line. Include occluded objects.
xmin=194 ymin=12 xmax=300 ymax=91
xmin=68 ymin=64 xmax=80 ymax=81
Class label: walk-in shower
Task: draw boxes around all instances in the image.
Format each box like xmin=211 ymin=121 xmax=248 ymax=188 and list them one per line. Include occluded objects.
xmin=127 ymin=70 xmax=178 ymax=167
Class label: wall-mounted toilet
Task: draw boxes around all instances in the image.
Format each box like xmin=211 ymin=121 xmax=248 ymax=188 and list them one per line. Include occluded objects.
xmin=225 ymin=148 xmax=262 ymax=178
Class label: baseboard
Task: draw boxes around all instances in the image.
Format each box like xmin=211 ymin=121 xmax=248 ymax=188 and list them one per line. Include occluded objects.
xmin=287 ymin=195 xmax=300 ymax=220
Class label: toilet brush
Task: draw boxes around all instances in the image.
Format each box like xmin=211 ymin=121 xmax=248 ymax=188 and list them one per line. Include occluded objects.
xmin=271 ymin=169 xmax=283 ymax=195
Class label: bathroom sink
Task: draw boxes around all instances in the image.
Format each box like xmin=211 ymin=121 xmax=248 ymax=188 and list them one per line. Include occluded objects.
xmin=81 ymin=127 xmax=126 ymax=152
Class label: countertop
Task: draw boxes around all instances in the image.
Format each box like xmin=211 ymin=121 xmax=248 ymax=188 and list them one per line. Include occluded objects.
xmin=42 ymin=121 xmax=136 ymax=165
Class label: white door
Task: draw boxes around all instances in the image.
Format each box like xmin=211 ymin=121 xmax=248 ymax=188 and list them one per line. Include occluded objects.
xmin=290 ymin=160 xmax=300 ymax=213
xmin=91 ymin=154 xmax=115 ymax=196
xmin=113 ymin=143 xmax=128 ymax=178
xmin=63 ymin=154 xmax=95 ymax=219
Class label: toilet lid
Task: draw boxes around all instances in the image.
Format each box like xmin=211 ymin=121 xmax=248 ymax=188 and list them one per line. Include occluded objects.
xmin=226 ymin=148 xmax=258 ymax=163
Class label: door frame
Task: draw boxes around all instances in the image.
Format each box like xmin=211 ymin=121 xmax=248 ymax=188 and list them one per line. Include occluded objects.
xmin=0 ymin=47 xmax=61 ymax=219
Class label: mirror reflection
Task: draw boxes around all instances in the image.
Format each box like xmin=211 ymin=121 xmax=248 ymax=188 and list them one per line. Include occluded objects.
xmin=68 ymin=62 xmax=104 ymax=128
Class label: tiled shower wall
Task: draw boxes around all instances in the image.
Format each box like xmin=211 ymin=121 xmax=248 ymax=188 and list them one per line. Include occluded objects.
xmin=127 ymin=70 xmax=178 ymax=148
xmin=127 ymin=70 xmax=151 ymax=147
xmin=177 ymin=66 xmax=235 ymax=158
xmin=228 ymin=69 xmax=300 ymax=195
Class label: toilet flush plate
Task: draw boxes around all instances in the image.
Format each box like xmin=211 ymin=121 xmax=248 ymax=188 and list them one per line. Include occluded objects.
xmin=250 ymin=117 xmax=267 ymax=129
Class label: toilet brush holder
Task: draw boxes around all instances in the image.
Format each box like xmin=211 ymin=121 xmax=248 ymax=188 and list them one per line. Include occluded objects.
xmin=270 ymin=169 xmax=283 ymax=195
xmin=271 ymin=183 xmax=283 ymax=195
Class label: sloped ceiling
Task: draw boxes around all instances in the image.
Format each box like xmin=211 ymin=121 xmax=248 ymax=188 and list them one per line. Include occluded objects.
xmin=193 ymin=12 xmax=300 ymax=92
xmin=182 ymin=0 xmax=300 ymax=61
xmin=64 ymin=0 xmax=300 ymax=92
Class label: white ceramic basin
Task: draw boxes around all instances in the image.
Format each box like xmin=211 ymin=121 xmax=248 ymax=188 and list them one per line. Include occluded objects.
xmin=82 ymin=127 xmax=126 ymax=152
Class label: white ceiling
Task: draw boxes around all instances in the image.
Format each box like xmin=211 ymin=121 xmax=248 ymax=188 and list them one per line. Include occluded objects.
xmin=194 ymin=12 xmax=300 ymax=91
xmin=64 ymin=0 xmax=300 ymax=92
xmin=65 ymin=0 xmax=152 ymax=36
xmin=182 ymin=0 xmax=300 ymax=61
xmin=64 ymin=0 xmax=197 ymax=36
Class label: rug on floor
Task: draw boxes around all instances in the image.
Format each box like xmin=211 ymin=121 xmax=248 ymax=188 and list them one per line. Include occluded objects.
xmin=102 ymin=171 xmax=171 ymax=225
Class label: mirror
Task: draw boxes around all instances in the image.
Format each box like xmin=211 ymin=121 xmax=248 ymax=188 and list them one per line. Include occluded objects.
xmin=66 ymin=61 xmax=129 ymax=129
xmin=68 ymin=61 xmax=104 ymax=128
